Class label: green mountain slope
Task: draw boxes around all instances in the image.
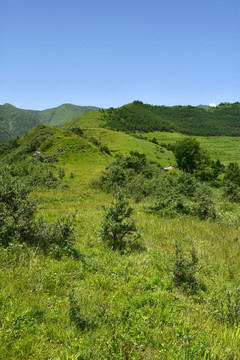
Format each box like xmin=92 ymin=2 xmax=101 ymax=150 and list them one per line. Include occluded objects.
xmin=0 ymin=103 xmax=99 ymax=143
xmin=100 ymin=101 xmax=240 ymax=136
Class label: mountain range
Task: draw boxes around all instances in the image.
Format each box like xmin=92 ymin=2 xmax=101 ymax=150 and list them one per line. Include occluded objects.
xmin=0 ymin=103 xmax=99 ymax=143
xmin=1 ymin=100 xmax=240 ymax=144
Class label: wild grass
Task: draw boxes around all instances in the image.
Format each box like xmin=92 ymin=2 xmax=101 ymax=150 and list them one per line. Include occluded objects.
xmin=1 ymin=118 xmax=240 ymax=359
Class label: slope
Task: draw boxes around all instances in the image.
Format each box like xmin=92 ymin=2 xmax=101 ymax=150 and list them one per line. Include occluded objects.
xmin=62 ymin=111 xmax=175 ymax=166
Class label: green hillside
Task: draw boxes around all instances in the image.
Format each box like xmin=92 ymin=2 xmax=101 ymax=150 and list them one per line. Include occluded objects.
xmin=100 ymin=100 xmax=240 ymax=136
xmin=2 ymin=113 xmax=240 ymax=358
xmin=0 ymin=103 xmax=99 ymax=144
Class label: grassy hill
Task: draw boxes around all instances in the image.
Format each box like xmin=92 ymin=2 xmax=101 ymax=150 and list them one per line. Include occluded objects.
xmin=1 ymin=114 xmax=240 ymax=358
xmin=100 ymin=100 xmax=240 ymax=136
xmin=0 ymin=103 xmax=99 ymax=144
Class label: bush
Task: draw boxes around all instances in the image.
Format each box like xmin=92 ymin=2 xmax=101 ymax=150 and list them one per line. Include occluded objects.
xmin=100 ymin=145 xmax=111 ymax=155
xmin=0 ymin=160 xmax=67 ymax=190
xmin=70 ymin=127 xmax=84 ymax=136
xmin=33 ymin=214 xmax=76 ymax=257
xmin=0 ymin=175 xmax=39 ymax=247
xmin=173 ymin=242 xmax=200 ymax=292
xmin=0 ymin=174 xmax=76 ymax=256
xmin=68 ymin=290 xmax=98 ymax=331
xmin=99 ymin=155 xmax=218 ymax=221
xmin=223 ymin=181 xmax=240 ymax=202
xmin=99 ymin=193 xmax=141 ymax=252
xmin=89 ymin=137 xmax=101 ymax=146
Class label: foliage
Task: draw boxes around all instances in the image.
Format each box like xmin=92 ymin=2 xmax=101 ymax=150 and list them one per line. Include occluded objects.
xmin=69 ymin=290 xmax=91 ymax=330
xmin=173 ymin=137 xmax=224 ymax=182
xmin=70 ymin=127 xmax=84 ymax=136
xmin=173 ymin=242 xmax=200 ymax=292
xmin=0 ymin=137 xmax=20 ymax=155
xmin=33 ymin=214 xmax=76 ymax=257
xmin=174 ymin=137 xmax=202 ymax=173
xmin=0 ymin=159 xmax=67 ymax=190
xmin=99 ymin=144 xmax=111 ymax=155
xmin=0 ymin=175 xmax=37 ymax=247
xmin=100 ymin=193 xmax=141 ymax=251
xmin=0 ymin=174 xmax=76 ymax=255
xmin=224 ymin=162 xmax=240 ymax=186
xmin=216 ymin=287 xmax=240 ymax=326
xmin=223 ymin=181 xmax=240 ymax=202
xmin=99 ymin=153 xmax=218 ymax=220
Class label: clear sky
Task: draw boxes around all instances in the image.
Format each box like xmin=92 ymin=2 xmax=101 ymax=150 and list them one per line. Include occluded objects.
xmin=1 ymin=0 xmax=239 ymax=109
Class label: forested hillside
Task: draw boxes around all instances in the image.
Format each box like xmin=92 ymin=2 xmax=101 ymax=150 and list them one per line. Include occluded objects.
xmin=100 ymin=101 xmax=240 ymax=136
xmin=0 ymin=103 xmax=99 ymax=143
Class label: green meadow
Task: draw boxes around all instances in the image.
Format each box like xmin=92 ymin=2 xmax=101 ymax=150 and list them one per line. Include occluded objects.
xmin=1 ymin=112 xmax=240 ymax=359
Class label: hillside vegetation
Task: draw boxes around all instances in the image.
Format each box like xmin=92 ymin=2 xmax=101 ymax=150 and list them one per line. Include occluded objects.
xmin=0 ymin=103 xmax=99 ymax=143
xmin=100 ymin=101 xmax=240 ymax=136
xmin=1 ymin=111 xmax=240 ymax=359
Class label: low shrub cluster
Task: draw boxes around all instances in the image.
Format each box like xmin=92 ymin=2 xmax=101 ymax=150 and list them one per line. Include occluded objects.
xmin=99 ymin=152 xmax=218 ymax=220
xmin=0 ymin=174 xmax=76 ymax=256
xmin=0 ymin=158 xmax=67 ymax=189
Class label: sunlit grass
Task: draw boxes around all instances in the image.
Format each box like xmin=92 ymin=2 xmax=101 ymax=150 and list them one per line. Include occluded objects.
xmin=1 ymin=116 xmax=240 ymax=359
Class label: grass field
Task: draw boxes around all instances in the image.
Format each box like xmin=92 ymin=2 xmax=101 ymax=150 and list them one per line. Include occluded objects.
xmin=143 ymin=132 xmax=240 ymax=165
xmin=1 ymin=114 xmax=240 ymax=359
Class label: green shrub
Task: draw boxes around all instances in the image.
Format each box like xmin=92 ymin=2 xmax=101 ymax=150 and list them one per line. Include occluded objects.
xmin=33 ymin=214 xmax=76 ymax=257
xmin=99 ymin=145 xmax=111 ymax=155
xmin=89 ymin=136 xmax=101 ymax=146
xmin=0 ymin=174 xmax=76 ymax=256
xmin=69 ymin=291 xmax=95 ymax=331
xmin=173 ymin=242 xmax=201 ymax=292
xmin=0 ymin=160 xmax=67 ymax=190
xmin=70 ymin=127 xmax=84 ymax=136
xmin=99 ymin=193 xmax=141 ymax=252
xmin=0 ymin=175 xmax=37 ymax=247
xmin=223 ymin=181 xmax=240 ymax=202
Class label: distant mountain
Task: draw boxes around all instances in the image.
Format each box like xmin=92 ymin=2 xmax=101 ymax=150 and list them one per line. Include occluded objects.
xmin=0 ymin=103 xmax=99 ymax=143
xmin=100 ymin=101 xmax=240 ymax=136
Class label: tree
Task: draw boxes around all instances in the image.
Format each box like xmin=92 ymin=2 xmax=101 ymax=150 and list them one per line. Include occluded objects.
xmin=174 ymin=138 xmax=219 ymax=181
xmin=174 ymin=138 xmax=202 ymax=173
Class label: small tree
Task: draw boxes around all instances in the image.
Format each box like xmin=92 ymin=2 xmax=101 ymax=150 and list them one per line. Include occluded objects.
xmin=174 ymin=137 xmax=202 ymax=174
xmin=100 ymin=193 xmax=140 ymax=251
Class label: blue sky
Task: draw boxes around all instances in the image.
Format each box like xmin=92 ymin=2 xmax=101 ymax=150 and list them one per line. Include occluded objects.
xmin=1 ymin=0 xmax=239 ymax=109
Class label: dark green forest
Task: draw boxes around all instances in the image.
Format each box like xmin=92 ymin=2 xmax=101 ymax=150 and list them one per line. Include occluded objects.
xmin=100 ymin=101 xmax=240 ymax=136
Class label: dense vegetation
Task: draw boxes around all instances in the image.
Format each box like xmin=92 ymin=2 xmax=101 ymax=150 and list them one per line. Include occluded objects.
xmin=1 ymin=111 xmax=240 ymax=359
xmin=100 ymin=101 xmax=240 ymax=136
xmin=0 ymin=103 xmax=99 ymax=143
